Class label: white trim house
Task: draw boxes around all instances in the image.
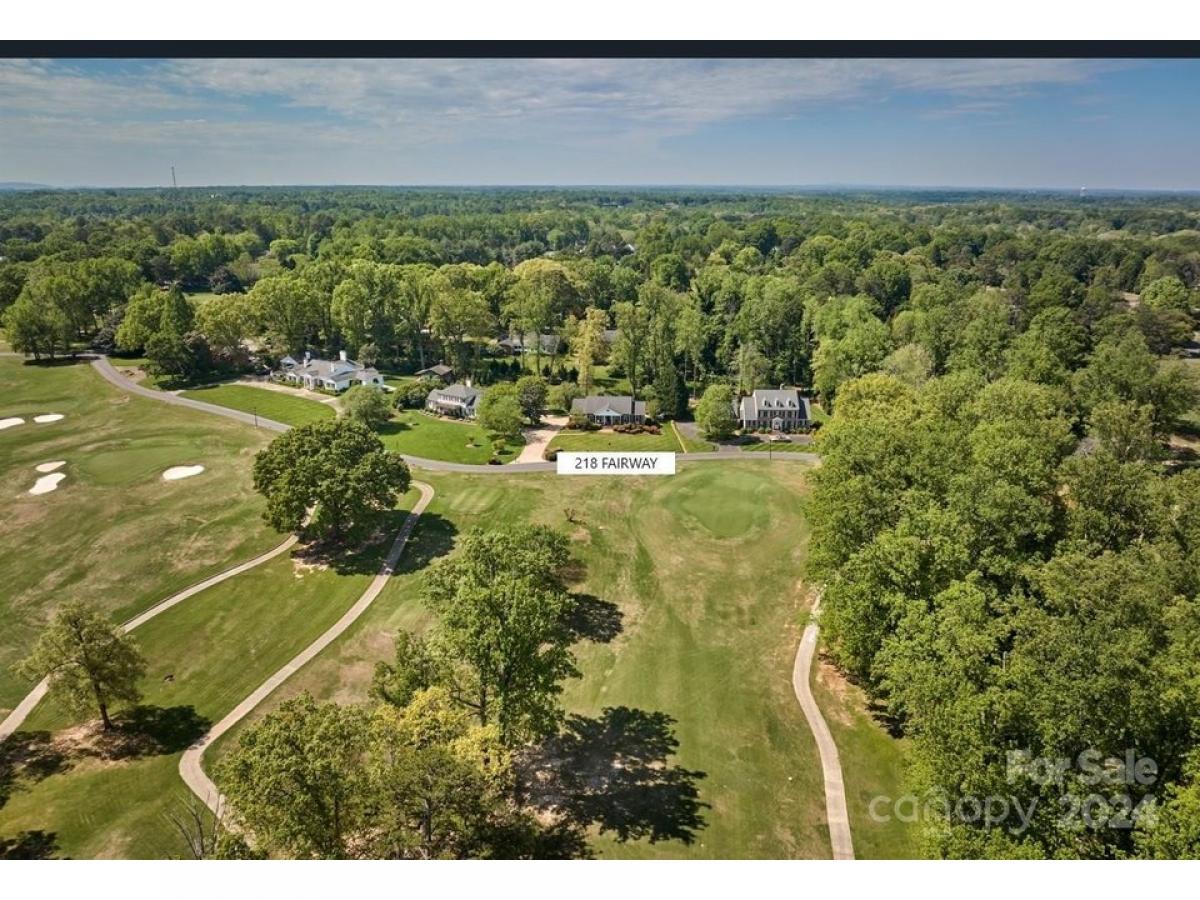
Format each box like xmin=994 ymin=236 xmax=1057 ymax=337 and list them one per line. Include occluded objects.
xmin=737 ymin=388 xmax=811 ymax=432
xmin=571 ymin=395 xmax=647 ymax=426
xmin=277 ymin=351 xmax=383 ymax=393
xmin=426 ymin=383 xmax=480 ymax=419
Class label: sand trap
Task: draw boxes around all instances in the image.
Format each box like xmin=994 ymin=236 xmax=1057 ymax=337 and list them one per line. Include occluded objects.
xmin=0 ymin=417 xmax=24 ymax=430
xmin=29 ymin=473 xmax=66 ymax=495
xmin=35 ymin=460 xmax=66 ymax=473
xmin=162 ymin=465 xmax=205 ymax=481
xmin=33 ymin=413 xmax=65 ymax=424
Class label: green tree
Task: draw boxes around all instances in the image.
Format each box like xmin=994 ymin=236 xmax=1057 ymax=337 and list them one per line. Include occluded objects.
xmin=476 ymin=383 xmax=525 ymax=441
xmin=422 ymin=526 xmax=577 ymax=744
xmin=16 ymin=601 xmax=146 ymax=730
xmin=695 ymin=383 xmax=738 ymax=439
xmin=342 ymin=384 xmax=393 ymax=431
xmin=252 ymin=419 xmax=411 ymax=540
xmin=2 ymin=292 xmax=72 ymax=360
xmin=514 ymin=375 xmax=548 ymax=424
xmin=219 ymin=694 xmax=369 ymax=858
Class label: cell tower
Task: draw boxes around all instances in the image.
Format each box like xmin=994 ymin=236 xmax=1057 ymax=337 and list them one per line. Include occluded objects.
xmin=171 ymin=165 xmax=177 ymax=189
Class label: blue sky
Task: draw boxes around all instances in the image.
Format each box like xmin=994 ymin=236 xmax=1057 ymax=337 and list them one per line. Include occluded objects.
xmin=1 ymin=57 xmax=1197 ymax=189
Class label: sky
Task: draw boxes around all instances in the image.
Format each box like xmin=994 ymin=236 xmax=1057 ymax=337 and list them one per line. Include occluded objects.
xmin=1 ymin=57 xmax=1198 ymax=190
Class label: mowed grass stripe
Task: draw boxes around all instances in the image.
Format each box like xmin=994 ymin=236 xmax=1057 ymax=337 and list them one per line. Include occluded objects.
xmin=178 ymin=384 xmax=335 ymax=427
xmin=3 ymin=499 xmax=419 ymax=859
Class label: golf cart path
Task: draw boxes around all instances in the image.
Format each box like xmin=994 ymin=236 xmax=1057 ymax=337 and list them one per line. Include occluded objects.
xmin=792 ymin=592 xmax=855 ymax=860
xmin=90 ymin=357 xmax=818 ymax=472
xmin=0 ymin=534 xmax=299 ymax=742
xmin=179 ymin=481 xmax=435 ymax=816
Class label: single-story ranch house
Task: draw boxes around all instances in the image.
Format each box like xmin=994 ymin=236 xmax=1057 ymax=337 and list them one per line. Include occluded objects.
xmin=415 ymin=364 xmax=455 ymax=382
xmin=278 ymin=351 xmax=383 ymax=393
xmin=737 ymin=388 xmax=812 ymax=432
xmin=426 ymin=383 xmax=480 ymax=419
xmin=571 ymin=395 xmax=647 ymax=426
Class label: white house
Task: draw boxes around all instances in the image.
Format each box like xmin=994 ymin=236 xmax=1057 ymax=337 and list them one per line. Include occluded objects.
xmin=426 ymin=383 xmax=480 ymax=419
xmin=277 ymin=351 xmax=383 ymax=393
xmin=737 ymin=388 xmax=811 ymax=432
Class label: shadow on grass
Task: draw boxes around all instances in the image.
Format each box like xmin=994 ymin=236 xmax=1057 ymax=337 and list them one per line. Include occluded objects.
xmin=294 ymin=509 xmax=458 ymax=578
xmin=107 ymin=705 xmax=210 ymax=758
xmin=563 ymin=594 xmax=623 ymax=644
xmin=0 ymin=731 xmax=68 ymax=810
xmin=518 ymin=706 xmax=708 ymax=845
xmin=0 ymin=705 xmax=205 ymax=811
xmin=0 ymin=829 xmax=59 ymax=859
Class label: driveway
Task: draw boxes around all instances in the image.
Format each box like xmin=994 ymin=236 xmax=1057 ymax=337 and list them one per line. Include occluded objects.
xmin=92 ymin=358 xmax=818 ymax=472
xmin=515 ymin=414 xmax=567 ymax=463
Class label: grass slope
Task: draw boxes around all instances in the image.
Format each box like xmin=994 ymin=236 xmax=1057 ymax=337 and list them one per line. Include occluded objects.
xmin=0 ymin=359 xmax=278 ymax=714
xmin=548 ymin=429 xmax=683 ymax=454
xmin=378 ymin=410 xmax=521 ymax=464
xmin=178 ymin=384 xmax=334 ymax=428
xmin=210 ymin=464 xmax=878 ymax=859
xmin=0 ymin=498 xmax=419 ymax=859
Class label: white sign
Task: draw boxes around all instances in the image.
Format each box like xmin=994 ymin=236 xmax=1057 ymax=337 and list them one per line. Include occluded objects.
xmin=556 ymin=451 xmax=677 ymax=476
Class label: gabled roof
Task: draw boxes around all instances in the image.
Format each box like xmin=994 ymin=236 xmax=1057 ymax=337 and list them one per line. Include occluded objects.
xmin=571 ymin=395 xmax=646 ymax=417
xmin=287 ymin=356 xmax=370 ymax=381
xmin=740 ymin=389 xmax=811 ymax=420
xmin=429 ymin=383 xmax=480 ymax=404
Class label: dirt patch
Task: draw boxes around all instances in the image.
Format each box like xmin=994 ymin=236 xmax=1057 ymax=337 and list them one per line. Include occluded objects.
xmin=814 ymin=657 xmax=856 ymax=728
xmin=292 ymin=557 xmax=330 ymax=578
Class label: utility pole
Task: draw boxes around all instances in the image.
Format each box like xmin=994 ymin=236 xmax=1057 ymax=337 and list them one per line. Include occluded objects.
xmin=171 ymin=165 xmax=177 ymax=189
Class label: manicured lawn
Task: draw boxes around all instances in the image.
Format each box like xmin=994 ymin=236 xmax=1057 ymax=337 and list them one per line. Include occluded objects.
xmin=178 ymin=383 xmax=335 ymax=428
xmin=210 ymin=463 xmax=912 ymax=858
xmin=107 ymin=356 xmax=150 ymax=369
xmin=0 ymin=496 xmax=421 ymax=859
xmin=548 ymin=429 xmax=683 ymax=454
xmin=672 ymin=421 xmax=714 ymax=453
xmin=378 ymin=410 xmax=522 ymax=464
xmin=741 ymin=441 xmax=815 ymax=453
xmin=0 ymin=358 xmax=278 ymax=715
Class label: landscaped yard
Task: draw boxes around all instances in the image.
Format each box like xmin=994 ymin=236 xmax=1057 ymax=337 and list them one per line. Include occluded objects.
xmin=179 ymin=383 xmax=335 ymax=427
xmin=0 ymin=358 xmax=279 ymax=716
xmin=741 ymin=440 xmax=816 ymax=453
xmin=547 ymin=428 xmax=684 ymax=454
xmin=378 ymin=410 xmax=522 ymax=464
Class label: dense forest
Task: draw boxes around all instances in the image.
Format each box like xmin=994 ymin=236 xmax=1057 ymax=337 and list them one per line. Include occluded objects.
xmin=3 ymin=186 xmax=1199 ymax=858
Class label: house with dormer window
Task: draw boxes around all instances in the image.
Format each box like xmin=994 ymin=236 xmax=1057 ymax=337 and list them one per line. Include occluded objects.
xmin=736 ymin=388 xmax=811 ymax=432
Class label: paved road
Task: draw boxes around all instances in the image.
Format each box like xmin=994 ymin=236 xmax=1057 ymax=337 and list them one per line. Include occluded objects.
xmin=0 ymin=534 xmax=298 ymax=742
xmin=179 ymin=481 xmax=435 ymax=817
xmin=90 ymin=357 xmax=818 ymax=472
xmin=792 ymin=592 xmax=855 ymax=860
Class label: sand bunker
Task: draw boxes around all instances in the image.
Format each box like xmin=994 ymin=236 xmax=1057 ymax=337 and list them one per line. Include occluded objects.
xmin=35 ymin=460 xmax=66 ymax=473
xmin=0 ymin=417 xmax=24 ymax=430
xmin=29 ymin=473 xmax=66 ymax=495
xmin=33 ymin=413 xmax=65 ymax=424
xmin=162 ymin=465 xmax=205 ymax=481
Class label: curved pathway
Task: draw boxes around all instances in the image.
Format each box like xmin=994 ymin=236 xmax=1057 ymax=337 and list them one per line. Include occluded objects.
xmin=792 ymin=592 xmax=855 ymax=859
xmin=0 ymin=535 xmax=298 ymax=742
xmin=179 ymin=481 xmax=435 ymax=815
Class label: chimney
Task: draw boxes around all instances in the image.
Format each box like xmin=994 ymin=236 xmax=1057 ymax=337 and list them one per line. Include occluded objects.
xmin=465 ymin=377 xmax=472 ymax=388
xmin=303 ymin=351 xmax=310 ymax=363
xmin=339 ymin=350 xmax=348 ymax=362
